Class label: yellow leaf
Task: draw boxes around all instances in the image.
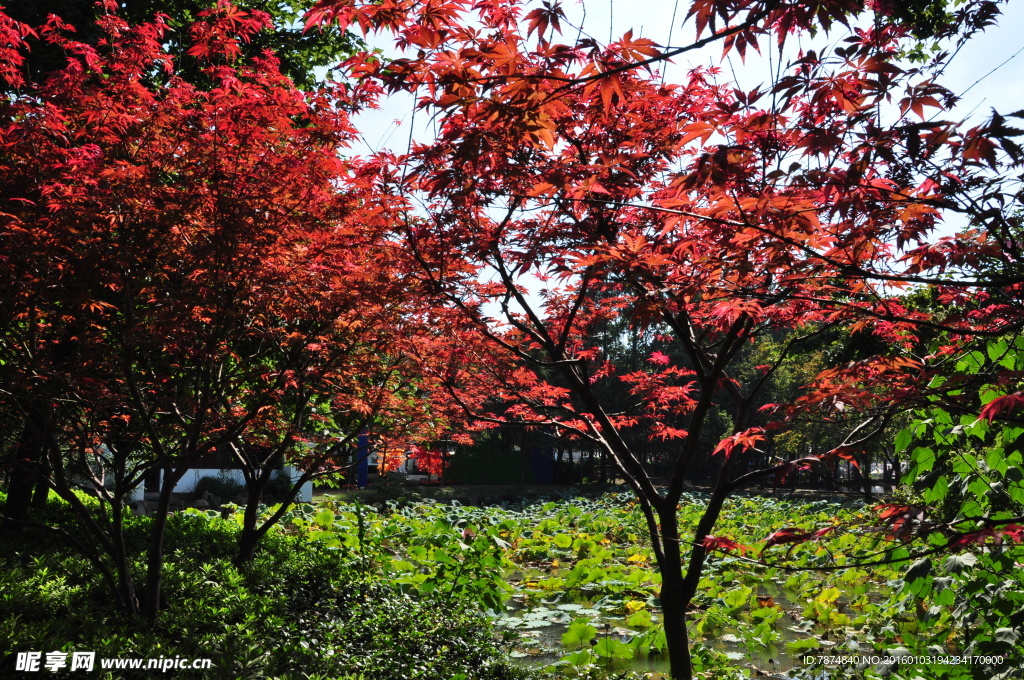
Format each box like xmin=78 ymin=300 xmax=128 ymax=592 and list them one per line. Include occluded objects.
xmin=625 ymin=599 xmax=646 ymax=613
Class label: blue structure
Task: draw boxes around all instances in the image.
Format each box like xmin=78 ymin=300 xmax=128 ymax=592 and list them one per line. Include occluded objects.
xmin=356 ymin=432 xmax=370 ymax=488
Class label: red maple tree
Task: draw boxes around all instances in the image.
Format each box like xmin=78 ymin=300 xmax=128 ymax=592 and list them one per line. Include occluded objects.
xmin=0 ymin=3 xmax=458 ymax=618
xmin=306 ymin=0 xmax=1020 ymax=676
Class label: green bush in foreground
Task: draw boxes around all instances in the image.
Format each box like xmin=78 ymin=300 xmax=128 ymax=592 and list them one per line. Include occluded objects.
xmin=0 ymin=493 xmax=534 ymax=680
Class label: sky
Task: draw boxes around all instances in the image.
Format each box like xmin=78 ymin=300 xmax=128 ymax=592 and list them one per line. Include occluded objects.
xmin=349 ymin=0 xmax=1024 ymax=157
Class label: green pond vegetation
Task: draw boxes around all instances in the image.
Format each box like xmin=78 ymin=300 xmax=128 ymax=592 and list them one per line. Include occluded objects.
xmin=2 ymin=489 xmax=1020 ymax=679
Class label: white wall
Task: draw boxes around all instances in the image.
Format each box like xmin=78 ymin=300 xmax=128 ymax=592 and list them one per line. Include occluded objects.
xmin=164 ymin=467 xmax=312 ymax=503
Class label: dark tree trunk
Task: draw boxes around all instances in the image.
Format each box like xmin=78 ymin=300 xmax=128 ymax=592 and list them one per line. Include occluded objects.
xmin=656 ymin=509 xmax=693 ymax=679
xmin=235 ymin=476 xmax=269 ymax=564
xmin=235 ymin=466 xmax=320 ymax=564
xmin=142 ymin=468 xmax=178 ymax=622
xmin=110 ymin=494 xmax=140 ymax=618
xmin=3 ymin=411 xmax=47 ymax=526
xmin=3 ymin=460 xmax=37 ymax=525
xmin=855 ymin=454 xmax=874 ymax=500
xmin=30 ymin=454 xmax=51 ymax=510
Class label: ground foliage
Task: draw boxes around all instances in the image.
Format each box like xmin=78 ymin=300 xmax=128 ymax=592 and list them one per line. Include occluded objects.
xmin=4 ymin=488 xmax=1022 ymax=678
xmin=874 ymin=335 xmax=1024 ymax=680
xmin=244 ymin=490 xmax=1022 ymax=678
xmin=0 ymin=491 xmax=535 ymax=680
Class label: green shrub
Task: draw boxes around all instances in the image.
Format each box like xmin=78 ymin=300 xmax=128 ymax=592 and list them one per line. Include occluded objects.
xmin=0 ymin=497 xmax=536 ymax=680
xmin=261 ymin=472 xmax=297 ymax=504
xmin=192 ymin=471 xmax=244 ymax=500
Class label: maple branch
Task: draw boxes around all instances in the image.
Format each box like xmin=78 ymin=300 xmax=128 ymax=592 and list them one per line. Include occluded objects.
xmin=246 ymin=421 xmax=371 ymax=541
xmin=700 ymin=536 xmax=934 ymax=573
xmin=572 ymin=196 xmax=1024 ymax=288
xmin=363 ymin=1 xmax=781 ymax=98
xmin=556 ymin=267 xmax=595 ymax=354
xmin=725 ymin=413 xmax=888 ymax=493
xmin=491 ymin=247 xmax=561 ymax=355
xmin=121 ymin=353 xmax=172 ymax=465
xmin=777 ymin=291 xmax=1024 ymax=337
xmin=662 ymin=314 xmax=751 ymax=507
xmin=659 ymin=306 xmax=711 ymax=383
xmin=563 ymin=381 xmax=669 ymax=564
xmin=548 ymin=0 xmax=783 ymax=94
xmin=397 ymin=201 xmax=592 ymax=370
xmin=438 ymin=371 xmax=599 ymax=445
xmin=707 ymin=508 xmax=1024 ymax=573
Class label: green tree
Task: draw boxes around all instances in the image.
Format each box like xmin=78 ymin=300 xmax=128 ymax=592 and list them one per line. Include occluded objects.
xmin=877 ymin=335 xmax=1024 ymax=676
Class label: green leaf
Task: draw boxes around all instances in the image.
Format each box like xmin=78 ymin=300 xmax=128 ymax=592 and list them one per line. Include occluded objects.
xmin=905 ymin=557 xmax=932 ymax=586
xmin=1005 ymin=426 xmax=1024 ymax=444
xmin=912 ymin=447 xmax=936 ymax=474
xmin=723 ymin=585 xmax=752 ymax=610
xmin=625 ymin=609 xmax=653 ymax=628
xmin=987 ymin=447 xmax=1009 ymax=475
xmin=593 ymin=636 xmax=633 ymax=659
xmin=987 ymin=339 xmax=1009 ymax=362
xmin=943 ymin=553 xmax=977 ymax=574
xmin=933 ymin=587 xmax=955 ymax=606
xmin=894 ymin=427 xmax=913 ymax=453
xmin=955 ymin=350 xmax=986 ymax=372
xmin=815 ymin=587 xmax=841 ymax=604
xmin=561 ymin=619 xmax=597 ymax=648
xmin=924 ymin=475 xmax=948 ymax=503
xmin=557 ymin=649 xmax=596 ymax=668
xmin=314 ymin=508 xmax=335 ymax=527
xmin=786 ymin=637 xmax=820 ymax=652
xmin=994 ymin=628 xmax=1020 ymax=645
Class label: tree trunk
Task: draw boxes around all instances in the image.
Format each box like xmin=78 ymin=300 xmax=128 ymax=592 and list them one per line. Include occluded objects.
xmin=110 ymin=495 xmax=141 ymax=618
xmin=661 ymin=573 xmax=693 ymax=679
xmin=142 ymin=468 xmax=177 ymax=622
xmin=236 ymin=481 xmax=267 ymax=564
xmin=235 ymin=463 xmax=280 ymax=564
xmin=236 ymin=520 xmax=261 ymax=564
xmin=855 ymin=454 xmax=873 ymax=500
xmin=3 ymin=414 xmax=46 ymax=526
xmin=3 ymin=459 xmax=37 ymax=525
xmin=657 ymin=509 xmax=693 ymax=679
xmin=30 ymin=454 xmax=51 ymax=510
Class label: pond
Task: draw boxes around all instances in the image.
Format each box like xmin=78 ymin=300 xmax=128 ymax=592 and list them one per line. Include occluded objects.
xmin=263 ymin=490 xmax=1018 ymax=679
xmin=495 ymin=558 xmax=873 ymax=677
xmin=284 ymin=493 xmax=914 ymax=677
